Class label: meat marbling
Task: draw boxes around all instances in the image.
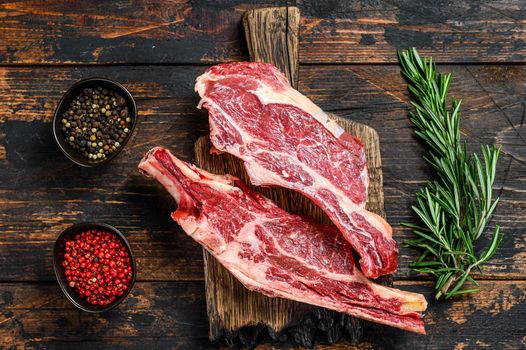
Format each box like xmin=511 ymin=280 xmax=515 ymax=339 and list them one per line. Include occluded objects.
xmin=139 ymin=147 xmax=427 ymax=334
xmin=195 ymin=62 xmax=397 ymax=278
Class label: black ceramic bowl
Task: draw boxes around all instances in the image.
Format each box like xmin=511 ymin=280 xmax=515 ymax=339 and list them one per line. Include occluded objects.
xmin=53 ymin=222 xmax=136 ymax=313
xmin=52 ymin=78 xmax=137 ymax=167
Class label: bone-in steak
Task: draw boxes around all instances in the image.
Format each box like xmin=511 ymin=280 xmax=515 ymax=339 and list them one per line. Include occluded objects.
xmin=139 ymin=147 xmax=426 ymax=333
xmin=195 ymin=62 xmax=397 ymax=278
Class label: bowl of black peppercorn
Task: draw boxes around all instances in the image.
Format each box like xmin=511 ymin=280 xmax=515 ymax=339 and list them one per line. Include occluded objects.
xmin=53 ymin=78 xmax=137 ymax=167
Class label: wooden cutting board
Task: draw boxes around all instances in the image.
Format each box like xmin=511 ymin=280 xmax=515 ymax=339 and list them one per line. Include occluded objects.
xmin=194 ymin=7 xmax=388 ymax=348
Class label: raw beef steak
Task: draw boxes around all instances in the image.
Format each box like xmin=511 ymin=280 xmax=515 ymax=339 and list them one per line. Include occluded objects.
xmin=139 ymin=147 xmax=427 ymax=333
xmin=195 ymin=62 xmax=397 ymax=278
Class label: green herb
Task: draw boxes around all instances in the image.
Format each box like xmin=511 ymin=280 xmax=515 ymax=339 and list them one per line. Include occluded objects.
xmin=397 ymin=48 xmax=502 ymax=300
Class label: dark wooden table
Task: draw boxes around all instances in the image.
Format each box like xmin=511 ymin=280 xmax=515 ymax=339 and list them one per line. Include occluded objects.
xmin=1 ymin=1 xmax=525 ymax=349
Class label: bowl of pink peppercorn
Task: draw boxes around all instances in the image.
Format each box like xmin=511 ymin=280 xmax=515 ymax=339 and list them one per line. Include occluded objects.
xmin=53 ymin=223 xmax=136 ymax=312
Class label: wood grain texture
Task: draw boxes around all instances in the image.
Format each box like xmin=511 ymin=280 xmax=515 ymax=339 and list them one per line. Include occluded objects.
xmin=0 ymin=64 xmax=524 ymax=283
xmin=2 ymin=281 xmax=525 ymax=349
xmin=1 ymin=1 xmax=526 ymax=64
xmin=195 ymin=114 xmax=384 ymax=343
xmin=243 ymin=6 xmax=300 ymax=87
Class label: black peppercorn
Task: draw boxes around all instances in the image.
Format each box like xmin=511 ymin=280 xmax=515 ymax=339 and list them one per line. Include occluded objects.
xmin=60 ymin=85 xmax=133 ymax=162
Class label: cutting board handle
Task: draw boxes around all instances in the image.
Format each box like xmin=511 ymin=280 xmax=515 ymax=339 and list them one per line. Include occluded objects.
xmin=243 ymin=6 xmax=300 ymax=88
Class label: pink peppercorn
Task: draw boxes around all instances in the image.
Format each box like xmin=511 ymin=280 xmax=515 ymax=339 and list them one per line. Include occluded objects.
xmin=62 ymin=229 xmax=133 ymax=306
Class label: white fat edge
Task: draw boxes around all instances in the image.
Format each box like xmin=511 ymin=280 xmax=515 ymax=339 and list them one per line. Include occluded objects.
xmin=249 ymin=84 xmax=345 ymax=139
xmin=195 ymin=71 xmax=221 ymax=110
xmin=194 ymin=70 xmax=215 ymax=99
xmin=243 ymin=161 xmax=277 ymax=186
xmin=243 ymin=159 xmax=311 ymax=190
xmin=245 ymin=149 xmax=369 ymax=214
xmin=246 ymin=154 xmax=389 ymax=240
xmin=200 ymin=233 xmax=271 ymax=293
xmin=197 ymin=97 xmax=206 ymax=109
xmin=360 ymin=166 xmax=369 ymax=202
xmin=268 ymin=150 xmax=383 ymax=235
xmin=195 ymin=71 xmax=227 ymax=109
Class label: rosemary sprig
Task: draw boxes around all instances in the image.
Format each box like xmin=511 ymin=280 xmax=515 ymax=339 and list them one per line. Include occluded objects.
xmin=397 ymin=48 xmax=502 ymax=300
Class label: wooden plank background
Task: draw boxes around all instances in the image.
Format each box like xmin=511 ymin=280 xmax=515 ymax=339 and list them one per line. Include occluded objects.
xmin=1 ymin=1 xmax=525 ymax=64
xmin=0 ymin=1 xmax=525 ymax=349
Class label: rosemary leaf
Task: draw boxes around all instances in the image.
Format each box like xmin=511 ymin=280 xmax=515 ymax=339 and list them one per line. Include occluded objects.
xmin=398 ymin=48 xmax=503 ymax=300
